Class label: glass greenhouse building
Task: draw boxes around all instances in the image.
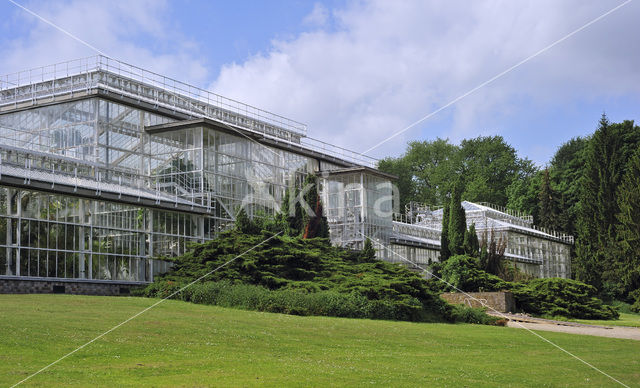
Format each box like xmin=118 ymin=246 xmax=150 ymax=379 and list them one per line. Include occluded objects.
xmin=0 ymin=56 xmax=572 ymax=293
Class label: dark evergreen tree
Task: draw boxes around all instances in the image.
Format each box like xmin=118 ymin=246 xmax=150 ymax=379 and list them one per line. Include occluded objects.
xmin=279 ymin=185 xmax=291 ymax=232
xmin=463 ymin=223 xmax=480 ymax=257
xmin=616 ymin=148 xmax=640 ymax=298
xmin=280 ymin=183 xmax=304 ymax=236
xmin=235 ymin=208 xmax=257 ymax=234
xmin=287 ymin=186 xmax=304 ymax=236
xmin=481 ymin=229 xmax=506 ymax=276
xmin=538 ymin=168 xmax=560 ymax=230
xmin=302 ymin=174 xmax=330 ymax=239
xmin=440 ymin=202 xmax=451 ymax=261
xmin=479 ymin=239 xmax=489 ymax=271
xmin=361 ymin=237 xmax=376 ymax=261
xmin=574 ymin=115 xmax=640 ymax=293
xmin=448 ymin=179 xmax=467 ymax=255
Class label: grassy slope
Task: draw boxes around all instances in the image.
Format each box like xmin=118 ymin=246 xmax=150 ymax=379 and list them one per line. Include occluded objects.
xmin=1 ymin=295 xmax=638 ymax=387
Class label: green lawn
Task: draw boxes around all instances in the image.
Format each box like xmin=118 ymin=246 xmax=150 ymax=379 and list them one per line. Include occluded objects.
xmin=572 ymin=313 xmax=640 ymax=328
xmin=1 ymin=295 xmax=638 ymax=387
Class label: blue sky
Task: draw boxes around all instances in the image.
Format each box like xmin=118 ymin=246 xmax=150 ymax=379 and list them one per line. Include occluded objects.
xmin=1 ymin=0 xmax=638 ymax=165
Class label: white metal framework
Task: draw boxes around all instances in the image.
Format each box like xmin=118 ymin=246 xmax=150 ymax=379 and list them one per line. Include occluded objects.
xmin=0 ymin=57 xmax=380 ymax=284
xmin=0 ymin=56 xmax=572 ymax=285
xmin=390 ymin=201 xmax=573 ymax=278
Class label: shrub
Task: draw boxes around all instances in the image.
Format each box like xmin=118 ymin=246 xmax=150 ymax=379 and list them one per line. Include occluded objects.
xmin=143 ymin=280 xmax=458 ymax=322
xmin=630 ymin=289 xmax=640 ymax=313
xmin=437 ymin=255 xmax=510 ymax=292
xmin=139 ymin=230 xmax=504 ymax=325
xmin=511 ymin=278 xmax=619 ymax=320
xmin=432 ymin=254 xmax=618 ymax=320
xmin=449 ymin=305 xmax=501 ymax=325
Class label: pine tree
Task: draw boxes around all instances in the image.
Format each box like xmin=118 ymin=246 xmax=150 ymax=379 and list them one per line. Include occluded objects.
xmin=361 ymin=237 xmax=376 ymax=261
xmin=301 ymin=174 xmax=330 ymax=239
xmin=448 ymin=178 xmax=467 ymax=256
xmin=538 ymin=168 xmax=560 ymax=230
xmin=440 ymin=203 xmax=451 ymax=261
xmin=479 ymin=237 xmax=489 ymax=270
xmin=279 ymin=186 xmax=291 ymax=233
xmin=281 ymin=183 xmax=304 ymax=236
xmin=575 ymin=114 xmax=625 ymax=291
xmin=463 ymin=223 xmax=480 ymax=257
xmin=616 ymin=148 xmax=640 ymax=297
xmin=291 ymin=186 xmax=304 ymax=236
xmin=235 ymin=208 xmax=256 ymax=234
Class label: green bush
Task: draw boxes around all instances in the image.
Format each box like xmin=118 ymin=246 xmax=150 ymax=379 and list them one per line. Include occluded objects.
xmin=141 ymin=230 xmax=474 ymax=322
xmin=143 ymin=280 xmax=456 ymax=322
xmin=630 ymin=289 xmax=640 ymax=313
xmin=437 ymin=255 xmax=511 ymax=292
xmin=449 ymin=305 xmax=501 ymax=325
xmin=431 ymin=254 xmax=618 ymax=320
xmin=511 ymin=278 xmax=619 ymax=320
xmin=140 ymin=230 xmax=503 ymax=325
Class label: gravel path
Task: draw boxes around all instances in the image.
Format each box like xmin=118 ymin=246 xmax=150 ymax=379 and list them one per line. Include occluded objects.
xmin=505 ymin=320 xmax=640 ymax=341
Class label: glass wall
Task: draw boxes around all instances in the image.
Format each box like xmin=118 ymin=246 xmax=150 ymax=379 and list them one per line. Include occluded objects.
xmin=322 ymin=171 xmax=393 ymax=256
xmin=387 ymin=244 xmax=439 ymax=266
xmin=0 ymin=95 xmax=392 ymax=281
xmin=0 ymin=186 xmax=200 ymax=281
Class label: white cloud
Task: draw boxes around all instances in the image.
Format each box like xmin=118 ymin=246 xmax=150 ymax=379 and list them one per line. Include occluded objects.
xmin=210 ymin=0 xmax=640 ymax=159
xmin=303 ymin=3 xmax=329 ymax=28
xmin=0 ymin=0 xmax=209 ymax=85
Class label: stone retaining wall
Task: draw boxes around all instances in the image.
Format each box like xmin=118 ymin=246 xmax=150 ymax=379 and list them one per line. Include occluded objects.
xmin=440 ymin=291 xmax=515 ymax=313
xmin=0 ymin=276 xmax=145 ymax=296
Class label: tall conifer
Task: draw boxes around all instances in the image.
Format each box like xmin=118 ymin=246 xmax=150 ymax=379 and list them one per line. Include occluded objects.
xmin=440 ymin=203 xmax=451 ymax=261
xmin=538 ymin=168 xmax=560 ymax=230
xmin=448 ymin=178 xmax=467 ymax=256
xmin=616 ymin=148 xmax=640 ymax=296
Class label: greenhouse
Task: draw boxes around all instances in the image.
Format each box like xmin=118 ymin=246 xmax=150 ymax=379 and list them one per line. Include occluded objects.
xmin=389 ymin=201 xmax=573 ymax=278
xmin=0 ymin=56 xmax=387 ymax=291
xmin=0 ymin=56 xmax=573 ymax=294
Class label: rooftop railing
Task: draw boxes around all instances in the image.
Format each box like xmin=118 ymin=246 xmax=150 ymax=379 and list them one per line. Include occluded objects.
xmin=0 ymin=56 xmax=378 ymax=168
xmin=0 ymin=56 xmax=306 ymax=136
xmin=476 ymin=201 xmax=534 ymax=223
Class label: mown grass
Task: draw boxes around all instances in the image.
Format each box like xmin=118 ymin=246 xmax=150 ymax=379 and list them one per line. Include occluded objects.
xmin=1 ymin=294 xmax=638 ymax=387
xmin=572 ymin=313 xmax=640 ymax=328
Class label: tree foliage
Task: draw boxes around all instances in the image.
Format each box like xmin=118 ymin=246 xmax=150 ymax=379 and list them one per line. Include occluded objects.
xmin=448 ymin=179 xmax=467 ymax=256
xmin=616 ymin=147 xmax=640 ymax=297
xmin=382 ymin=115 xmax=640 ymax=301
xmin=506 ymin=170 xmax=542 ymax=224
xmin=436 ymin=255 xmax=618 ymax=319
xmin=549 ymin=136 xmax=588 ymax=235
xmin=575 ymin=115 xmax=640 ymax=294
xmin=361 ymin=238 xmax=376 ymax=261
xmin=463 ymin=223 xmax=480 ymax=257
xmin=459 ymin=136 xmax=533 ymax=206
xmin=377 ymin=136 xmax=531 ymax=208
xmin=235 ymin=208 xmax=257 ymax=234
xmin=538 ymin=168 xmax=560 ymax=230
xmin=440 ymin=202 xmax=451 ymax=262
xmin=142 ymin=229 xmax=465 ymax=323
xmin=302 ymin=174 xmax=330 ymax=239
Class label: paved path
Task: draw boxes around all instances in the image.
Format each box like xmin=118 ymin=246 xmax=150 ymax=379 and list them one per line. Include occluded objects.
xmin=506 ymin=321 xmax=640 ymax=341
xmin=492 ymin=313 xmax=640 ymax=341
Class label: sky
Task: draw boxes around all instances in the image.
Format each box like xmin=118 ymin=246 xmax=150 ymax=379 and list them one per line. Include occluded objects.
xmin=1 ymin=0 xmax=638 ymax=165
